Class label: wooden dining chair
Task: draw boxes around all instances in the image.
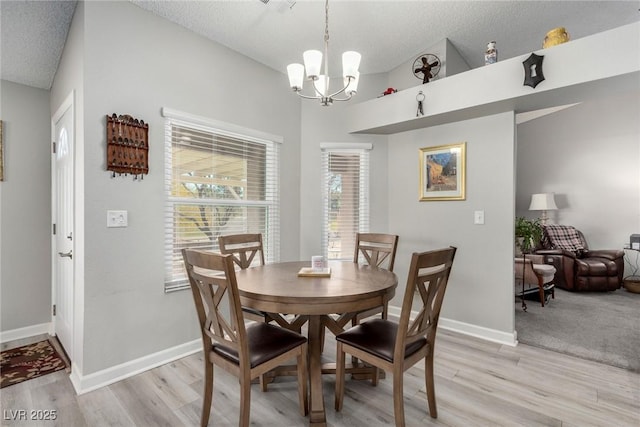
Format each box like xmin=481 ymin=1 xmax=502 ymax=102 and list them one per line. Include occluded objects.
xmin=352 ymin=233 xmax=399 ymax=323
xmin=182 ymin=249 xmax=308 ymax=427
xmin=219 ymin=233 xmax=308 ymax=388
xmin=335 ymin=246 xmax=457 ymax=426
xmin=218 ymin=233 xmax=268 ymax=323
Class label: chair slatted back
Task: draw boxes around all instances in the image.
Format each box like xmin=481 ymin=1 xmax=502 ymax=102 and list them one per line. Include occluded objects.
xmin=218 ymin=233 xmax=266 ymax=269
xmin=182 ymin=249 xmax=247 ymax=359
xmin=395 ymin=247 xmax=456 ymax=357
xmin=354 ymin=233 xmax=399 ymax=271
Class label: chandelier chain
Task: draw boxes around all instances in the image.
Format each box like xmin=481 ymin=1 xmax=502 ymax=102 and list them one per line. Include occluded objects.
xmin=323 ymin=0 xmax=330 ymax=80
xmin=324 ymin=0 xmax=329 ymax=44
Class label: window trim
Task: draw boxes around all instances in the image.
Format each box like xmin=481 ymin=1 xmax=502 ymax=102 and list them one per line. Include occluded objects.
xmin=162 ymin=108 xmax=284 ymax=145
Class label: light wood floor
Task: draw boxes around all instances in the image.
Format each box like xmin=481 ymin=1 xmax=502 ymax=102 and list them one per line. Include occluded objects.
xmin=1 ymin=329 xmax=638 ymax=426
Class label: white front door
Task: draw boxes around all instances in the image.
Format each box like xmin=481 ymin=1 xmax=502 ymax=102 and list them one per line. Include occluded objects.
xmin=52 ymin=96 xmax=74 ymax=358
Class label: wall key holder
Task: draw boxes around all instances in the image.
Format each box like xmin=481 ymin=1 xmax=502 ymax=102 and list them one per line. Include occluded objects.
xmin=106 ymin=113 xmax=149 ymax=179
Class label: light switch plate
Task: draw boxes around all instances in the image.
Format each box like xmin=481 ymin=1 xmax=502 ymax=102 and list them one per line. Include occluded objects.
xmin=473 ymin=210 xmax=485 ymax=225
xmin=107 ymin=210 xmax=128 ymax=228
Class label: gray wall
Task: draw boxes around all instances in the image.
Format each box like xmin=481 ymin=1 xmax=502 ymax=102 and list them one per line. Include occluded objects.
xmin=517 ymin=92 xmax=640 ymax=275
xmin=388 ymin=112 xmax=516 ymax=334
xmin=4 ymin=0 xmax=638 ymax=377
xmin=0 ymin=80 xmax=52 ymax=331
xmin=299 ymin=72 xmax=390 ymax=260
xmin=49 ymin=0 xmax=85 ymax=372
xmin=76 ymin=1 xmax=301 ymax=374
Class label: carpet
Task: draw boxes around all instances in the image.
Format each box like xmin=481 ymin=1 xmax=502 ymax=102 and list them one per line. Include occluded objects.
xmin=0 ymin=340 xmax=66 ymax=388
xmin=515 ymin=287 xmax=640 ymax=372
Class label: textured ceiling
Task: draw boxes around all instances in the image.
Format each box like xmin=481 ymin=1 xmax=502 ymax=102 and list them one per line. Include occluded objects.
xmin=1 ymin=1 xmax=639 ymax=90
xmin=0 ymin=0 xmax=77 ymax=89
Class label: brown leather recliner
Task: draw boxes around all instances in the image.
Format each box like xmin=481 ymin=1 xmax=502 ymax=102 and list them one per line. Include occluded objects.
xmin=535 ymin=226 xmax=623 ymax=292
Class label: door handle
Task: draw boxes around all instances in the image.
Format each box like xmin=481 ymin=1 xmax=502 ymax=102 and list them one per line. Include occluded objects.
xmin=58 ymin=250 xmax=73 ymax=259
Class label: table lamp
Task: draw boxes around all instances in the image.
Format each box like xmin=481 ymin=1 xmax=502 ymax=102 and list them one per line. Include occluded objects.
xmin=529 ymin=193 xmax=557 ymax=225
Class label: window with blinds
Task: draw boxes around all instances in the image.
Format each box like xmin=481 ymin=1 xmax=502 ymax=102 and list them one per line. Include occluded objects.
xmin=164 ymin=117 xmax=280 ymax=292
xmin=321 ymin=145 xmax=370 ymax=260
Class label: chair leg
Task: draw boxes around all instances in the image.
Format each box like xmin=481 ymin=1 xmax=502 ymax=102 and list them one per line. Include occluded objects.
xmin=392 ymin=369 xmax=405 ymax=427
xmin=425 ymin=352 xmax=437 ymax=418
xmin=334 ymin=342 xmax=346 ymax=411
xmin=372 ymin=362 xmax=379 ymax=386
xmin=259 ymin=374 xmax=268 ymax=392
xmin=239 ymin=375 xmax=251 ymax=427
xmin=260 ymin=316 xmax=270 ymax=389
xmin=297 ymin=346 xmax=309 ymax=416
xmin=351 ymin=317 xmax=360 ymax=367
xmin=201 ymin=361 xmax=214 ymax=427
xmin=537 ymin=277 xmax=545 ymax=307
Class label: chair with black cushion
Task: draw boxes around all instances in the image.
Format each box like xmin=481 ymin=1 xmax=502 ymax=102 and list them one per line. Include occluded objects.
xmin=218 ymin=233 xmax=268 ymax=323
xmin=182 ymin=249 xmax=308 ymax=427
xmin=335 ymin=247 xmax=456 ymax=426
xmin=352 ymin=233 xmax=399 ymax=323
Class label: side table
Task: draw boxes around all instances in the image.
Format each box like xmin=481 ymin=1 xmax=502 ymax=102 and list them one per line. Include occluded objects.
xmin=515 ymin=255 xmax=556 ymax=311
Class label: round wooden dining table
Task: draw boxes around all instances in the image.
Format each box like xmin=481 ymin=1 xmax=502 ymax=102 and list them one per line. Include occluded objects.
xmin=235 ymin=260 xmax=398 ymax=427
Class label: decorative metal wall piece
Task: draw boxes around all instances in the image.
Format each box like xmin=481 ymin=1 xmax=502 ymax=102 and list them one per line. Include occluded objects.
xmin=416 ymin=91 xmax=425 ymax=117
xmin=523 ymin=53 xmax=545 ymax=89
xmin=106 ymin=114 xmax=149 ymax=179
xmin=412 ymin=53 xmax=440 ymax=84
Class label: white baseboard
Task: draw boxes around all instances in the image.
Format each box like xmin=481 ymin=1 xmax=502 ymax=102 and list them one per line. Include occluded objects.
xmin=387 ymin=305 xmax=517 ymax=347
xmin=438 ymin=317 xmax=517 ymax=346
xmin=0 ymin=322 xmax=52 ymax=344
xmin=70 ymin=339 xmax=201 ymax=395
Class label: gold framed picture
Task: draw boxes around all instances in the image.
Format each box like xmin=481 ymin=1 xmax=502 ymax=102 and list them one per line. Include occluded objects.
xmin=419 ymin=142 xmax=466 ymax=201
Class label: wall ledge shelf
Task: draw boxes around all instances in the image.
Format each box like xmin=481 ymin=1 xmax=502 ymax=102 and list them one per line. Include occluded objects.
xmin=347 ymin=22 xmax=640 ymax=135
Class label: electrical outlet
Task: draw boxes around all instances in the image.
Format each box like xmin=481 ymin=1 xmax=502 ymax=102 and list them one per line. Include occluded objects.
xmin=107 ymin=210 xmax=128 ymax=228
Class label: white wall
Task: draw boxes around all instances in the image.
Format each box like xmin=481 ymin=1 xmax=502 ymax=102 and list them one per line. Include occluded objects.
xmin=388 ymin=111 xmax=516 ymax=336
xmin=75 ymin=1 xmax=301 ymax=374
xmin=517 ymin=92 xmax=640 ymax=275
xmin=0 ymin=81 xmax=52 ymax=333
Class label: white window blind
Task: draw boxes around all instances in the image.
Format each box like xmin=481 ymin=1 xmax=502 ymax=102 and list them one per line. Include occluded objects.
xmin=321 ymin=144 xmax=370 ymax=260
xmin=164 ymin=116 xmax=280 ymax=292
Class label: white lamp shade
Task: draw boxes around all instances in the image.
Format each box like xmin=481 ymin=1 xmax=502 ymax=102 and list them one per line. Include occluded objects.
xmin=342 ymin=51 xmax=361 ymax=78
xmin=287 ymin=63 xmax=305 ymax=90
xmin=344 ymin=71 xmax=359 ymax=94
xmin=315 ymin=75 xmax=329 ymax=97
xmin=529 ymin=193 xmax=558 ymax=211
xmin=303 ymin=50 xmax=323 ymax=79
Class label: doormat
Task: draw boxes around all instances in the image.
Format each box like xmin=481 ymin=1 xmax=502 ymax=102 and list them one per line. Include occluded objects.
xmin=0 ymin=340 xmax=66 ymax=388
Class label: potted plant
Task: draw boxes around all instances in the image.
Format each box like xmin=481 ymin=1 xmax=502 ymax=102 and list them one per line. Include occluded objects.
xmin=515 ymin=217 xmax=543 ymax=255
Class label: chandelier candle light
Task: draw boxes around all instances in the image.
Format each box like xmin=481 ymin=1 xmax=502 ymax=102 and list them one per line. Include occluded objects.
xmin=286 ymin=0 xmax=361 ymax=106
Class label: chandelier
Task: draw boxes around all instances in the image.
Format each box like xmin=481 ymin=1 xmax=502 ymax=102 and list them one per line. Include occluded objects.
xmin=286 ymin=0 xmax=361 ymax=106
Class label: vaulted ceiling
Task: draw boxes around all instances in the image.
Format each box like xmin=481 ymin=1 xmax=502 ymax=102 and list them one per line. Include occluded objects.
xmin=1 ymin=1 xmax=638 ymax=90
